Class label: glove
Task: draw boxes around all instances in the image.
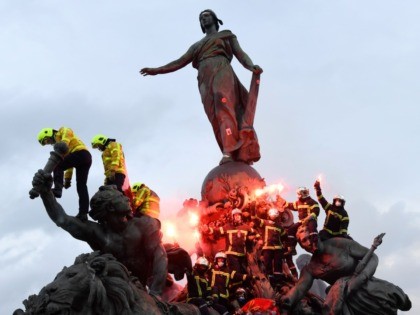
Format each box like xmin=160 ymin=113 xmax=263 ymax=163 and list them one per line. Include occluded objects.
xmin=314 ymin=180 xmax=321 ymax=191
xmin=64 ymin=178 xmax=71 ymax=189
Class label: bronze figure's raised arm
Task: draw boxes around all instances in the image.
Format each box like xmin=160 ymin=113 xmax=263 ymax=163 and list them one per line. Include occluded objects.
xmin=140 ymin=9 xmax=263 ymax=165
xmin=32 ymin=169 xmax=168 ymax=297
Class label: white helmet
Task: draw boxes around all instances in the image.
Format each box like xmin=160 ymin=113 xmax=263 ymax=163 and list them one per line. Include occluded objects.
xmin=333 ymin=195 xmax=346 ymax=206
xmin=297 ymin=187 xmax=310 ymax=199
xmin=195 ymin=256 xmax=209 ymax=268
xmin=214 ymin=251 xmax=227 ymax=262
xmin=268 ymin=208 xmax=279 ymax=219
xmin=231 ymin=208 xmax=242 ymax=217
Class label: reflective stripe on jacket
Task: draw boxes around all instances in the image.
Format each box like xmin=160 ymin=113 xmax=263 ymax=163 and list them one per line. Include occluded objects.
xmin=55 ymin=127 xmax=87 ymax=154
xmin=284 ymin=198 xmax=320 ymax=221
xmin=210 ymin=267 xmax=248 ymax=299
xmin=253 ymin=217 xmax=287 ymax=250
xmin=209 ymin=223 xmax=256 ymax=256
xmin=186 ymin=271 xmax=211 ymax=300
xmin=55 ymin=127 xmax=88 ymax=180
xmin=133 ymin=186 xmax=160 ymax=219
xmin=102 ymin=141 xmax=127 ymax=177
xmin=317 ymin=191 xmax=350 ymax=236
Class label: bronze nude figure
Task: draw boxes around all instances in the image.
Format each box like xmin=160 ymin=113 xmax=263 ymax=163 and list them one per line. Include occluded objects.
xmin=140 ymin=9 xmax=263 ymax=165
xmin=280 ymin=225 xmax=412 ymax=314
xmin=31 ymin=169 xmax=168 ymax=297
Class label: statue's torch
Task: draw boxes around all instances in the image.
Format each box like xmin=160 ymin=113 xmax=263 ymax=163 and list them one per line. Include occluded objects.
xmin=354 ymin=232 xmax=385 ymax=276
xmin=29 ymin=142 xmax=69 ymax=199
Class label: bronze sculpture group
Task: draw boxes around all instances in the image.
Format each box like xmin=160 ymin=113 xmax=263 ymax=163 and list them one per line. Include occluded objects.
xmin=16 ymin=9 xmax=412 ymax=315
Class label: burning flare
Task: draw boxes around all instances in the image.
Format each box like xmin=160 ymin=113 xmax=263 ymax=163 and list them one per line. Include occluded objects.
xmin=254 ymin=183 xmax=284 ymax=198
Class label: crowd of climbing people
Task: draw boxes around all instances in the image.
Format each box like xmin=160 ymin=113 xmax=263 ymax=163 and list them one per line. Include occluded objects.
xmin=34 ymin=126 xmax=411 ymax=315
xmin=180 ymin=181 xmax=351 ymax=314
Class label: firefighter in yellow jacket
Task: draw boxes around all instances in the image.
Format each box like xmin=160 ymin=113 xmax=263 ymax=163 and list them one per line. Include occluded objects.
xmin=91 ymin=134 xmax=127 ymax=194
xmin=37 ymin=127 xmax=92 ymax=221
xmin=131 ymin=182 xmax=160 ymax=219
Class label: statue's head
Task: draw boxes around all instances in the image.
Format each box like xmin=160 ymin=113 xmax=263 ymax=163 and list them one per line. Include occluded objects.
xmin=89 ymin=185 xmax=132 ymax=226
xmin=296 ymin=225 xmax=315 ymax=253
xmin=199 ymin=9 xmax=223 ymax=33
xmin=22 ymin=252 xmax=146 ymax=315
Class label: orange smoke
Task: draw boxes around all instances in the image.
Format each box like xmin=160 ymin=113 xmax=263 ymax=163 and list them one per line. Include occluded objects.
xmin=254 ymin=183 xmax=284 ymax=198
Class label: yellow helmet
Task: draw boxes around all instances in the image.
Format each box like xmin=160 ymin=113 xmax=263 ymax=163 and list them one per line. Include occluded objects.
xmin=91 ymin=134 xmax=108 ymax=148
xmin=131 ymin=182 xmax=144 ymax=192
xmin=37 ymin=128 xmax=54 ymax=145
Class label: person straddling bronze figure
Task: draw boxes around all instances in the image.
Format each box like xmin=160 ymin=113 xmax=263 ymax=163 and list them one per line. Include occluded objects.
xmin=279 ymin=225 xmax=411 ymax=314
xmin=140 ymin=9 xmax=263 ymax=165
xmin=31 ymin=169 xmax=167 ymax=296
xmin=314 ymin=179 xmax=351 ymax=241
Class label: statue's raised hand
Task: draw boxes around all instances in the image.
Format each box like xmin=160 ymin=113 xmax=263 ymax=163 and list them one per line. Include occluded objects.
xmin=140 ymin=68 xmax=159 ymax=76
xmin=32 ymin=169 xmax=53 ymax=195
xmin=252 ymin=65 xmax=263 ymax=74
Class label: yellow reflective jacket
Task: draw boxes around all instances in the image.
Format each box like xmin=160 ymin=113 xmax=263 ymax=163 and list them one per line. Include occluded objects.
xmin=102 ymin=141 xmax=127 ymax=178
xmin=132 ymin=186 xmax=160 ymax=219
xmin=55 ymin=127 xmax=88 ymax=180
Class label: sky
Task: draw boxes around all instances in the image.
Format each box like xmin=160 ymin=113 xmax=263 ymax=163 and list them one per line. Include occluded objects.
xmin=1 ymin=0 xmax=419 ymax=313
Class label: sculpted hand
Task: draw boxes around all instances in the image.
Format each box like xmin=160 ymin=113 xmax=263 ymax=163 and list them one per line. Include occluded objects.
xmin=140 ymin=67 xmax=159 ymax=76
xmin=32 ymin=169 xmax=53 ymax=195
xmin=252 ymin=65 xmax=263 ymax=74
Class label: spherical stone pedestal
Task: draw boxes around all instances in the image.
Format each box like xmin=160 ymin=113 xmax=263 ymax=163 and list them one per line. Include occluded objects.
xmin=201 ymin=161 xmax=265 ymax=205
xmin=199 ymin=161 xmax=266 ymax=258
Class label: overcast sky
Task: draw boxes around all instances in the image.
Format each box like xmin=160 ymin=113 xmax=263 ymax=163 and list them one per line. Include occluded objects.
xmin=1 ymin=1 xmax=419 ymax=313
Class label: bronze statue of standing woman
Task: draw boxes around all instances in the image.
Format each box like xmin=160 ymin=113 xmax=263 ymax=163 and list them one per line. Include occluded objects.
xmin=140 ymin=9 xmax=263 ymax=165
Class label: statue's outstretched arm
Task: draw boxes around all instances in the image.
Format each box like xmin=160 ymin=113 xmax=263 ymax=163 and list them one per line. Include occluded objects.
xmin=347 ymin=238 xmax=379 ymax=294
xmin=231 ymin=37 xmax=263 ymax=74
xmin=33 ymin=169 xmax=98 ymax=242
xmin=140 ymin=44 xmax=196 ymax=76
xmin=281 ymin=266 xmax=314 ymax=308
xmin=348 ymin=240 xmax=378 ymax=277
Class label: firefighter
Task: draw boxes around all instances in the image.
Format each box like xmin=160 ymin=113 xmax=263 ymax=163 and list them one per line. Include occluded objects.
xmin=278 ymin=187 xmax=320 ymax=252
xmin=209 ymin=251 xmax=253 ymax=313
xmin=252 ymin=208 xmax=288 ymax=279
xmin=201 ymin=209 xmax=257 ymax=274
xmin=314 ymin=180 xmax=350 ymax=240
xmin=283 ymin=227 xmax=299 ymax=280
xmin=186 ymin=257 xmax=216 ymax=315
xmin=37 ymin=127 xmax=92 ymax=221
xmin=131 ymin=182 xmax=160 ymax=219
xmin=91 ymin=134 xmax=127 ymax=193
xmin=185 ymin=256 xmax=229 ymax=315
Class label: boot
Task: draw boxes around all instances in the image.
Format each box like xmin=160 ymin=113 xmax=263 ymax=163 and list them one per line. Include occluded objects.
xmin=52 ymin=188 xmax=62 ymax=198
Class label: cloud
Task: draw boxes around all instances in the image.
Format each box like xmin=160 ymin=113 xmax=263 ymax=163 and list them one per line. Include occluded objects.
xmin=1 ymin=0 xmax=419 ymax=313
